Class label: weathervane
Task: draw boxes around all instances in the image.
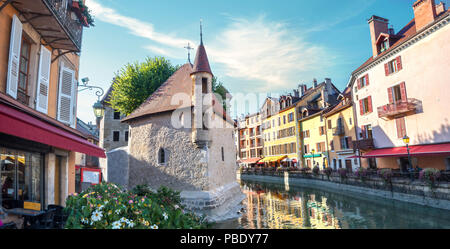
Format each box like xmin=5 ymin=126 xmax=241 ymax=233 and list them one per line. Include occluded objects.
xmin=184 ymin=42 xmax=194 ymax=63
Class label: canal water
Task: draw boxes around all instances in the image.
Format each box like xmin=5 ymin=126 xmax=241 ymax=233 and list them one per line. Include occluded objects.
xmin=215 ymin=180 xmax=450 ymax=229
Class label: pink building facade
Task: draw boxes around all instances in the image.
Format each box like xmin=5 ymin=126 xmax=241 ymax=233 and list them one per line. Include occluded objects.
xmin=350 ymin=0 xmax=450 ymax=171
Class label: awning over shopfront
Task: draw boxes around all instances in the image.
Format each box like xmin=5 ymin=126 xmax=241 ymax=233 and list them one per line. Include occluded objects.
xmin=304 ymin=154 xmax=322 ymax=158
xmin=259 ymin=155 xmax=287 ymax=163
xmin=240 ymin=157 xmax=261 ymax=164
xmin=0 ymin=99 xmax=105 ymax=158
xmin=362 ymin=143 xmax=450 ymax=158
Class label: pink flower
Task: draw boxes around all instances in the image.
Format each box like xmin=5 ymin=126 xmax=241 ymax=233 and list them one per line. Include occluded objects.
xmin=128 ymin=200 xmax=133 ymax=204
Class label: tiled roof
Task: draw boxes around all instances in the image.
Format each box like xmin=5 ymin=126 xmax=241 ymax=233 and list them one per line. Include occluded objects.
xmin=122 ymin=63 xmax=194 ymax=122
xmin=191 ymin=44 xmax=213 ymax=75
xmin=352 ymin=9 xmax=450 ymax=75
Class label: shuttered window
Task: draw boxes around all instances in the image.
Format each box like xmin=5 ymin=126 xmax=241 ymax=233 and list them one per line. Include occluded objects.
xmin=6 ymin=15 xmax=23 ymax=99
xmin=57 ymin=66 xmax=75 ymax=124
xmin=359 ymin=96 xmax=373 ymax=115
xmin=385 ymin=56 xmax=403 ymax=76
xmin=36 ymin=45 xmax=51 ymax=113
xmin=396 ymin=117 xmax=407 ymax=139
xmin=388 ymin=82 xmax=407 ymax=104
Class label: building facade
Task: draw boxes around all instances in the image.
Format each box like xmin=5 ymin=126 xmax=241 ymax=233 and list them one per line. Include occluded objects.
xmin=98 ymin=85 xmax=129 ymax=181
xmin=0 ymin=0 xmax=104 ymax=211
xmin=237 ymin=112 xmax=263 ymax=167
xmin=297 ymin=79 xmax=341 ymax=169
xmin=351 ymin=0 xmax=450 ymax=171
xmin=323 ymin=88 xmax=360 ymax=172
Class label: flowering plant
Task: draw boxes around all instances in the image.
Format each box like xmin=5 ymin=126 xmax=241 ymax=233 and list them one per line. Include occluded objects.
xmin=312 ymin=166 xmax=320 ymax=175
xmin=64 ymin=183 xmax=208 ymax=229
xmin=322 ymin=167 xmax=333 ymax=180
xmin=377 ymin=168 xmax=393 ymax=184
xmin=354 ymin=167 xmax=369 ymax=181
xmin=419 ymin=168 xmax=441 ymax=188
xmin=338 ymin=168 xmax=347 ymax=179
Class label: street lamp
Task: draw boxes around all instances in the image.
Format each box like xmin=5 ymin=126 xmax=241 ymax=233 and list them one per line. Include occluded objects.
xmin=311 ymin=149 xmax=315 ymax=168
xmin=403 ymin=135 xmax=413 ymax=180
xmin=78 ymin=77 xmax=105 ymax=119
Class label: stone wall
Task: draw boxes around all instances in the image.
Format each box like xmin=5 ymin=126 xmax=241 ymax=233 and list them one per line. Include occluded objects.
xmin=240 ymin=171 xmax=450 ymax=210
xmin=127 ymin=112 xmax=208 ymax=191
xmin=107 ymin=146 xmax=130 ymax=189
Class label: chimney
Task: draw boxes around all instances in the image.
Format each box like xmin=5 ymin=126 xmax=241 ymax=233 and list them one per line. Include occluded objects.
xmin=388 ymin=25 xmax=395 ymax=35
xmin=435 ymin=1 xmax=446 ymax=15
xmin=413 ymin=0 xmax=437 ymax=31
xmin=368 ymin=15 xmax=389 ymax=58
xmin=298 ymin=84 xmax=306 ymax=97
xmin=313 ymin=78 xmax=318 ymax=88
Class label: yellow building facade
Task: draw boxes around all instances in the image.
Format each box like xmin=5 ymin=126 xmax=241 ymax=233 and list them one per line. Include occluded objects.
xmin=299 ymin=112 xmax=328 ymax=169
xmin=262 ymin=105 xmax=298 ymax=166
xmin=323 ymin=91 xmax=360 ymax=172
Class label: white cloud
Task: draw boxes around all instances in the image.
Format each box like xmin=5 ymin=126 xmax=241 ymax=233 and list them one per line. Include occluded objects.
xmin=86 ymin=0 xmax=334 ymax=93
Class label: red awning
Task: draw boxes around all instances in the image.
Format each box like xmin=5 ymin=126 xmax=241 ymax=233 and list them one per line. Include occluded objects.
xmin=362 ymin=143 xmax=450 ymax=158
xmin=0 ymin=103 xmax=105 ymax=158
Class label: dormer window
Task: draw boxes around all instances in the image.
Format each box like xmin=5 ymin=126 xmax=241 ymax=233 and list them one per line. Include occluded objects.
xmin=380 ymin=38 xmax=389 ymax=53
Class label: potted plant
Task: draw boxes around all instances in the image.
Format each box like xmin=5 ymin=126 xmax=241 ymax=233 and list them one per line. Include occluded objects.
xmin=312 ymin=166 xmax=320 ymax=176
xmin=419 ymin=168 xmax=441 ymax=189
xmin=354 ymin=167 xmax=369 ymax=182
xmin=338 ymin=168 xmax=347 ymax=181
xmin=322 ymin=167 xmax=332 ymax=180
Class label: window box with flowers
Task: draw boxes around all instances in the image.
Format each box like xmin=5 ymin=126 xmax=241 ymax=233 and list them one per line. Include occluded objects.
xmin=70 ymin=0 xmax=95 ymax=27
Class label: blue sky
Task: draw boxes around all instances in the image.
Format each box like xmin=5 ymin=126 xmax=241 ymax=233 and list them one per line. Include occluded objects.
xmin=77 ymin=0 xmax=448 ymax=123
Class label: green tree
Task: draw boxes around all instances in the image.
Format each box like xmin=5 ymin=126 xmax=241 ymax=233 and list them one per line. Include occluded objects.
xmin=212 ymin=76 xmax=230 ymax=111
xmin=108 ymin=57 xmax=178 ymax=115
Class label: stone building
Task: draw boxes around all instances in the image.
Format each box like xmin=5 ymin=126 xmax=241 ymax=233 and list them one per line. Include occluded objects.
xmin=98 ymin=85 xmax=129 ymax=181
xmin=108 ymin=35 xmax=243 ymax=221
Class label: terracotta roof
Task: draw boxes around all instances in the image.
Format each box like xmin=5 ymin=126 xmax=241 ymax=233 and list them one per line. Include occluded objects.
xmin=191 ymin=44 xmax=213 ymax=75
xmin=353 ymin=9 xmax=450 ymax=75
xmin=122 ymin=63 xmax=194 ymax=122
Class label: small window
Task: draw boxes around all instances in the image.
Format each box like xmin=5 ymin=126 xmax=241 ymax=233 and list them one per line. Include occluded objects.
xmin=113 ymin=131 xmax=120 ymax=141
xmin=221 ymin=147 xmax=225 ymax=161
xmin=388 ymin=59 xmax=398 ymax=74
xmin=114 ymin=111 xmax=121 ymax=120
xmin=202 ymin=78 xmax=208 ymax=94
xmin=158 ymin=148 xmax=166 ymax=164
xmin=125 ymin=131 xmax=129 ymax=142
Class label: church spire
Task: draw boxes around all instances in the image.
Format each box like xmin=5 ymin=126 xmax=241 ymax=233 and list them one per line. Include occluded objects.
xmin=191 ymin=20 xmax=212 ymax=76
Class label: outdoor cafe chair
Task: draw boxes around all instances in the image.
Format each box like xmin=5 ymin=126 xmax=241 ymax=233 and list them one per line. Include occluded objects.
xmin=48 ymin=205 xmax=67 ymax=229
xmin=28 ymin=209 xmax=56 ymax=229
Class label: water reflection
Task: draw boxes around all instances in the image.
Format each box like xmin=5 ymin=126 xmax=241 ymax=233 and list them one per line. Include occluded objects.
xmin=215 ymin=180 xmax=450 ymax=229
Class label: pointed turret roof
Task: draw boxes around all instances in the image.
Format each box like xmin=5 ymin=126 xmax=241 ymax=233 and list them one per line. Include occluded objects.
xmin=191 ymin=43 xmax=213 ymax=76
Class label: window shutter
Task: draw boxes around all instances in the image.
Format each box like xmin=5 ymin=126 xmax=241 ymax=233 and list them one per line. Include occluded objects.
xmin=387 ymin=87 xmax=393 ymax=104
xmin=359 ymin=99 xmax=364 ymax=115
xmin=347 ymin=137 xmax=353 ymax=149
xmin=384 ymin=63 xmax=390 ymax=76
xmin=365 ymin=74 xmax=369 ymax=86
xmin=399 ymin=82 xmax=407 ymax=102
xmin=357 ymin=78 xmax=361 ymax=90
xmin=396 ymin=118 xmax=406 ymax=138
xmin=368 ymin=96 xmax=373 ymax=113
xmin=361 ymin=126 xmax=366 ymax=139
xmin=36 ymin=45 xmax=51 ymax=113
xmin=6 ymin=15 xmax=23 ymax=99
xmin=57 ymin=66 xmax=75 ymax=124
xmin=396 ymin=56 xmax=402 ymax=71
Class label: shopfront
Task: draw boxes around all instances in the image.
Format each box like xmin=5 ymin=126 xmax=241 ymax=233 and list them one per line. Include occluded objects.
xmin=1 ymin=148 xmax=44 ymax=209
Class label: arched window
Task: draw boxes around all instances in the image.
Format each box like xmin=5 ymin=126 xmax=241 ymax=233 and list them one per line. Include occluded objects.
xmin=158 ymin=148 xmax=166 ymax=165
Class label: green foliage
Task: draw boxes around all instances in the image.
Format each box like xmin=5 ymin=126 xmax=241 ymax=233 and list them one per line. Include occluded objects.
xmin=78 ymin=0 xmax=95 ymax=26
xmin=108 ymin=57 xmax=178 ymax=115
xmin=212 ymin=76 xmax=230 ymax=111
xmin=64 ymin=182 xmax=209 ymax=229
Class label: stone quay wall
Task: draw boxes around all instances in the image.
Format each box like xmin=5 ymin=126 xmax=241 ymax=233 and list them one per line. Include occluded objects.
xmin=239 ymin=170 xmax=450 ymax=210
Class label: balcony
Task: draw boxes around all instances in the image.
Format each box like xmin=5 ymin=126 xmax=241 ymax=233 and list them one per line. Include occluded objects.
xmin=333 ymin=125 xmax=345 ymax=136
xmin=377 ymin=98 xmax=419 ymax=119
xmin=352 ymin=138 xmax=375 ymax=151
xmin=11 ymin=0 xmax=85 ymax=51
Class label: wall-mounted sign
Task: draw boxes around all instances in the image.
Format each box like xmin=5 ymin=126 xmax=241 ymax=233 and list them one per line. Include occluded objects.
xmin=81 ymin=168 xmax=102 ymax=185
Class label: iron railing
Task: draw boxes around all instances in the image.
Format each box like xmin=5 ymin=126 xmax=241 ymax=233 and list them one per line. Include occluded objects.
xmin=43 ymin=0 xmax=83 ymax=50
xmin=377 ymin=98 xmax=419 ymax=119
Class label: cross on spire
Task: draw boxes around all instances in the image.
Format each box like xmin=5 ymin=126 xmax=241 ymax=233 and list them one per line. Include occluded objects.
xmin=184 ymin=42 xmax=194 ymax=63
